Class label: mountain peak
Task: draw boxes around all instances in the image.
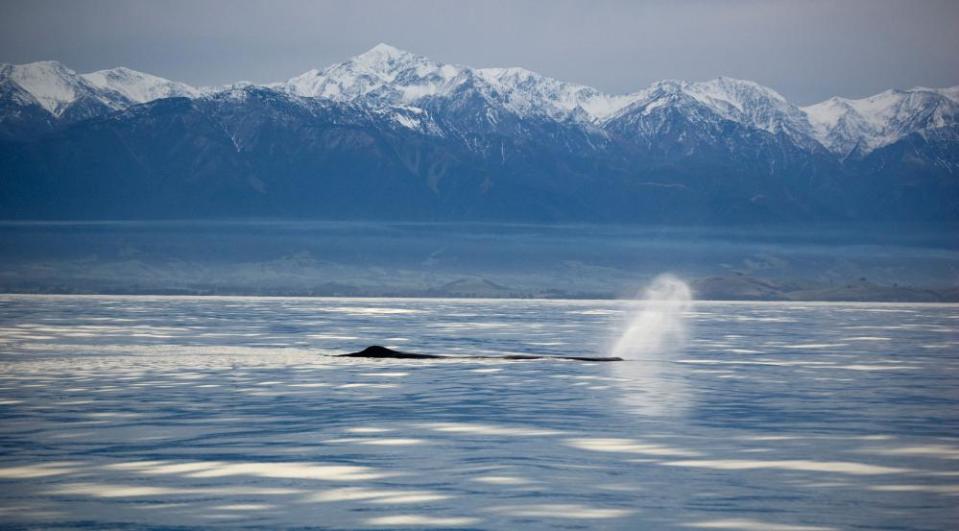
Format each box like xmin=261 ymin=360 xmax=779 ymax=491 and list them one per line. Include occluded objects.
xmin=648 ymin=79 xmax=688 ymax=92
xmin=697 ymin=77 xmax=788 ymax=103
xmin=367 ymin=42 xmax=406 ymax=56
xmin=15 ymin=60 xmax=73 ymax=72
xmin=284 ymin=43 xmax=454 ymax=102
xmin=5 ymin=60 xmax=79 ymax=83
xmin=1 ymin=60 xmax=88 ymax=115
xmin=81 ymin=66 xmax=199 ymax=103
xmin=352 ymin=43 xmax=419 ymax=68
xmin=802 ymin=85 xmax=959 ymax=155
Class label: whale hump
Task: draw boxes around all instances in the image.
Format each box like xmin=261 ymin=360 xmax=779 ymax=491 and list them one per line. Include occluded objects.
xmin=338 ymin=345 xmax=622 ymax=362
xmin=341 ymin=345 xmax=444 ymax=359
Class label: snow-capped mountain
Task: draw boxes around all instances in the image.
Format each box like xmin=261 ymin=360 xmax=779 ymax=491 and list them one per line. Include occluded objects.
xmin=284 ymin=44 xmax=460 ymax=103
xmin=602 ymin=77 xmax=826 ymax=154
xmin=277 ymin=44 xmax=956 ymax=157
xmin=803 ymin=88 xmax=959 ymax=156
xmin=472 ymin=66 xmax=635 ymax=122
xmin=281 ymin=43 xmax=632 ymax=124
xmin=0 ymin=61 xmax=127 ymax=117
xmin=0 ymin=44 xmax=957 ymax=224
xmin=939 ymin=86 xmax=959 ymax=103
xmin=680 ymin=77 xmax=818 ymax=146
xmin=0 ymin=60 xmax=201 ymax=136
xmin=81 ymin=66 xmax=200 ymax=103
xmin=3 ymin=45 xmax=956 ymax=156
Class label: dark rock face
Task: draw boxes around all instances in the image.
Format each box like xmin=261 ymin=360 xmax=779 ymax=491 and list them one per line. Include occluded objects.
xmin=340 ymin=345 xmax=622 ymax=362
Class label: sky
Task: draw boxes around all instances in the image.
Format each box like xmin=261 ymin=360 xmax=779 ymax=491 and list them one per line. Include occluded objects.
xmin=1 ymin=0 xmax=958 ymax=105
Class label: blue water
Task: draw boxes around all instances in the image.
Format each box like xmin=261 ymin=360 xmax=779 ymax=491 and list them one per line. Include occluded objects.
xmin=0 ymin=295 xmax=957 ymax=529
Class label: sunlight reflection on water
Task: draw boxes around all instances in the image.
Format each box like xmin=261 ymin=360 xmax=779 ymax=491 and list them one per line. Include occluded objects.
xmin=0 ymin=295 xmax=956 ymax=529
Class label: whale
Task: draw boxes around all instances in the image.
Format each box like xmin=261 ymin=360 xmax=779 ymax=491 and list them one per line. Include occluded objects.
xmin=339 ymin=345 xmax=622 ymax=362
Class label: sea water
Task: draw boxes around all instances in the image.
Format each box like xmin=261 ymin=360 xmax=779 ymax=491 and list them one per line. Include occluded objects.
xmin=0 ymin=295 xmax=956 ymax=529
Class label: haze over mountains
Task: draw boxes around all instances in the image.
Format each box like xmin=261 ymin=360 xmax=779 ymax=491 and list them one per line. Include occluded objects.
xmin=1 ymin=44 xmax=957 ymax=223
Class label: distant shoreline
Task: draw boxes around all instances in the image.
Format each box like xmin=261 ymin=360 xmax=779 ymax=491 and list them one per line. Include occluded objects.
xmin=2 ymin=221 xmax=954 ymax=304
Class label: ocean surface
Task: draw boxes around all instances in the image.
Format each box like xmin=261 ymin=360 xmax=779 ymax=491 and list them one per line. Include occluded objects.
xmin=0 ymin=295 xmax=957 ymax=529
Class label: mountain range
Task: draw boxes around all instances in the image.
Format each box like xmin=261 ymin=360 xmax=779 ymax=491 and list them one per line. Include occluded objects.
xmin=1 ymin=43 xmax=957 ymax=223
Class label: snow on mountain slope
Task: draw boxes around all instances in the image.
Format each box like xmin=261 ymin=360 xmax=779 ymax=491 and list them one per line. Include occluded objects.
xmin=603 ymin=80 xmax=723 ymax=142
xmin=685 ymin=77 xmax=817 ymax=145
xmin=602 ymin=77 xmax=822 ymax=152
xmin=473 ymin=66 xmax=638 ymax=121
xmin=283 ymin=45 xmax=959 ymax=153
xmin=0 ymin=61 xmax=125 ymax=116
xmin=284 ymin=43 xmax=463 ymax=103
xmin=936 ymin=86 xmax=959 ymax=103
xmin=82 ymin=67 xmax=199 ymax=103
xmin=802 ymin=97 xmax=870 ymax=156
xmin=803 ymin=88 xmax=959 ymax=156
xmin=283 ymin=43 xmax=639 ymax=123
